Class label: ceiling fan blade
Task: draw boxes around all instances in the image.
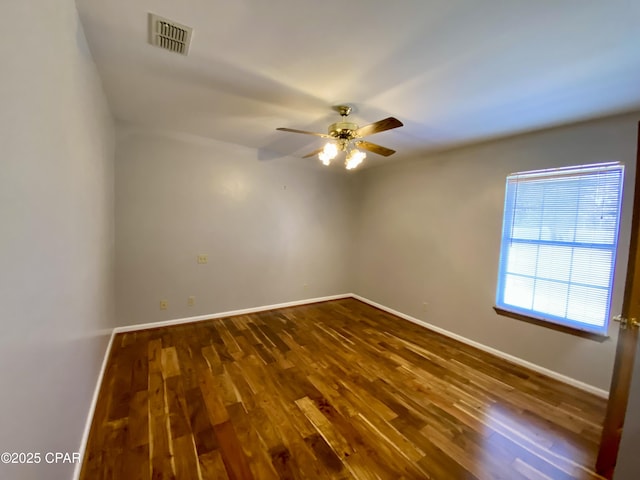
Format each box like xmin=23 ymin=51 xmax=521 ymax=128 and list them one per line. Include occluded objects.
xmin=302 ymin=148 xmax=324 ymax=159
xmin=355 ymin=117 xmax=403 ymax=138
xmin=355 ymin=140 xmax=396 ymax=157
xmin=276 ymin=127 xmax=331 ymax=138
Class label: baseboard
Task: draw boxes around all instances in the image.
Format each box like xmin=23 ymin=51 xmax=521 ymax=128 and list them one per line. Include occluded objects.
xmin=351 ymin=294 xmax=609 ymax=399
xmin=114 ymin=293 xmax=352 ymax=334
xmin=73 ymin=329 xmax=117 ymax=480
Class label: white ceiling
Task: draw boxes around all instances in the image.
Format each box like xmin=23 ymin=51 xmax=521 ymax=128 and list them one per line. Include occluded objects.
xmin=76 ymin=0 xmax=640 ymax=169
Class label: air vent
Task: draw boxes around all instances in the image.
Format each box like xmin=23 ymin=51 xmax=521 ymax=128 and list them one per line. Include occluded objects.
xmin=148 ymin=13 xmax=193 ymax=55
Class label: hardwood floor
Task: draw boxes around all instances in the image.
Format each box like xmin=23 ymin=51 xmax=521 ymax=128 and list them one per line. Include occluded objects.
xmin=80 ymin=298 xmax=607 ymax=479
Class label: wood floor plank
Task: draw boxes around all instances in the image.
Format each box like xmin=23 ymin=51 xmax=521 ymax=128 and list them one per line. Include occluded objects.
xmin=214 ymin=420 xmax=254 ymax=480
xmin=128 ymin=390 xmax=149 ymax=449
xmin=173 ymin=435 xmax=201 ymax=480
xmin=198 ymin=450 xmax=229 ymax=480
xmin=121 ymin=444 xmax=150 ymax=480
xmin=148 ymin=371 xmax=175 ymax=479
xmin=227 ymin=402 xmax=280 ymax=480
xmin=295 ymin=396 xmax=354 ymax=460
xmin=161 ymin=346 xmax=181 ymax=379
xmin=80 ymin=298 xmax=607 ymax=480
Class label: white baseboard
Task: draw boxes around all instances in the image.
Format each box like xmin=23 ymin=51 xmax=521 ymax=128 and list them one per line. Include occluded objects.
xmin=351 ymin=294 xmax=609 ymax=399
xmin=73 ymin=329 xmax=117 ymax=480
xmin=113 ymin=293 xmax=352 ymax=333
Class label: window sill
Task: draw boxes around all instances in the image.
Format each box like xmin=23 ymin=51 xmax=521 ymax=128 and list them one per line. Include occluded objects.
xmin=493 ymin=306 xmax=610 ymax=342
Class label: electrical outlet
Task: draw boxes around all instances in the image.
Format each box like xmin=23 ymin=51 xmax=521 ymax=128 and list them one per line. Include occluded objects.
xmin=188 ymin=296 xmax=195 ymax=307
xmin=197 ymin=254 xmax=208 ymax=264
xmin=303 ymin=283 xmax=308 ymax=289
xmin=160 ymin=300 xmax=168 ymax=310
xmin=422 ymin=302 xmax=429 ymax=312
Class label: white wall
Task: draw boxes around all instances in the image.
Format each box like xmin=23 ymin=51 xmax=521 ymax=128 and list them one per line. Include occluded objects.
xmin=0 ymin=2 xmax=115 ymax=479
xmin=353 ymin=113 xmax=639 ymax=391
xmin=115 ymin=128 xmax=354 ymax=326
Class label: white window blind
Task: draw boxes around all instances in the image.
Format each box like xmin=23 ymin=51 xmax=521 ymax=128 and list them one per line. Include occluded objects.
xmin=496 ymin=162 xmax=624 ymax=334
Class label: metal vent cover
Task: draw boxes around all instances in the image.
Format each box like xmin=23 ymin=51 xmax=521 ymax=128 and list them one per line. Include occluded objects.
xmin=148 ymin=13 xmax=193 ymax=55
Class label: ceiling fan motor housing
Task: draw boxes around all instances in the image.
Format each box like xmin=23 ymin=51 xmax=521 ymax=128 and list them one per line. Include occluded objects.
xmin=328 ymin=121 xmax=358 ymax=140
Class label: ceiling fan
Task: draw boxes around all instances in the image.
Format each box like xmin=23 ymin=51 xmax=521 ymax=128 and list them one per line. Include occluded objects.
xmin=276 ymin=105 xmax=403 ymax=170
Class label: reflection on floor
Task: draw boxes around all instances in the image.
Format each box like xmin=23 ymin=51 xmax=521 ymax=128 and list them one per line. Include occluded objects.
xmin=81 ymin=298 xmax=606 ymax=479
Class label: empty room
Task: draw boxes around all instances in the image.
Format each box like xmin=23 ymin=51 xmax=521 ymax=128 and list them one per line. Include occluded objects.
xmin=3 ymin=1 xmax=640 ymax=479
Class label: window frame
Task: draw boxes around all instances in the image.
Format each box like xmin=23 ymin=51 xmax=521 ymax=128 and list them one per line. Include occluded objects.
xmin=494 ymin=162 xmax=624 ymax=339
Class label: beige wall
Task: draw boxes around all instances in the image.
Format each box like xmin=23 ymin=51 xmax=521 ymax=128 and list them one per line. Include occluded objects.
xmin=0 ymin=2 xmax=115 ymax=479
xmin=353 ymin=113 xmax=639 ymax=391
xmin=115 ymin=128 xmax=355 ymax=326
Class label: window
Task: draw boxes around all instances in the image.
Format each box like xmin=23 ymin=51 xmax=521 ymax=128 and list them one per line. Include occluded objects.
xmin=495 ymin=162 xmax=624 ymax=335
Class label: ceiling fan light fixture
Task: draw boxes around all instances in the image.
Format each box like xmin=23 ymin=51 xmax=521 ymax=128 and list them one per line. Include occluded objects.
xmin=318 ymin=152 xmax=332 ymax=166
xmin=318 ymin=142 xmax=338 ymax=165
xmin=323 ymin=142 xmax=338 ymax=157
xmin=345 ymin=149 xmax=366 ymax=170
